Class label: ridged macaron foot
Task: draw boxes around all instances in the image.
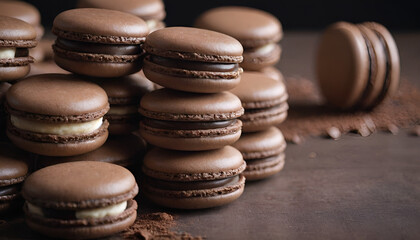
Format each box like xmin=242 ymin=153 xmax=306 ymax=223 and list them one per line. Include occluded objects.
xmin=77 ymin=0 xmax=166 ymax=32
xmin=22 ymin=161 xmax=138 ymax=239
xmin=143 ymin=27 xmax=243 ymax=93
xmin=316 ymin=21 xmax=400 ymax=110
xmin=230 ymin=72 xmax=288 ymax=132
xmin=232 ymin=127 xmax=286 ymax=181
xmin=0 ymin=16 xmax=37 ymax=81
xmin=139 ymin=88 xmax=244 ymax=151
xmin=52 ymin=8 xmax=149 ymax=78
xmin=6 ymin=74 xmax=110 ymax=156
xmin=97 ymin=74 xmax=154 ymax=135
xmin=142 ymin=146 xmax=246 ymax=209
xmin=195 ymin=6 xmax=282 ymax=71
xmin=0 ymin=142 xmax=29 ymax=213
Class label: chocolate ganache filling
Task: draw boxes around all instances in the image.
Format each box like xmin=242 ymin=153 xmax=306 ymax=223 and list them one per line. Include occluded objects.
xmin=0 ymin=184 xmax=21 ymax=196
xmin=143 ymin=118 xmax=237 ymax=130
xmin=146 ymin=175 xmax=240 ymax=191
xmin=55 ymin=38 xmax=141 ymax=55
xmin=148 ymin=55 xmax=239 ymax=72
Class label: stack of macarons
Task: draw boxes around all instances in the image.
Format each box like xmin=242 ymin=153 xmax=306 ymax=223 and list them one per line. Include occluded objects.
xmin=231 ymin=72 xmax=288 ymax=181
xmin=195 ymin=6 xmax=284 ymax=81
xmin=139 ymin=27 xmax=247 ymax=209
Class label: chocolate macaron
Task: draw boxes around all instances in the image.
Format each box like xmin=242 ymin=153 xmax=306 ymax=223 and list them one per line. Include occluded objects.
xmin=22 ymin=161 xmax=138 ymax=239
xmin=142 ymin=146 xmax=246 ymax=209
xmin=232 ymin=127 xmax=286 ymax=181
xmin=0 ymin=82 xmax=11 ymax=139
xmin=230 ymin=72 xmax=288 ymax=132
xmin=98 ymin=74 xmax=154 ymax=135
xmin=316 ymin=21 xmax=400 ymax=110
xmin=37 ymin=135 xmax=146 ymax=169
xmin=195 ymin=6 xmax=282 ymax=71
xmin=0 ymin=16 xmax=37 ymax=82
xmin=139 ymin=88 xmax=244 ymax=151
xmin=143 ymin=27 xmax=243 ymax=93
xmin=0 ymin=142 xmax=29 ymax=213
xmin=52 ymin=8 xmax=149 ymax=78
xmin=77 ymin=0 xmax=166 ymax=32
xmin=6 ymin=74 xmax=109 ymax=156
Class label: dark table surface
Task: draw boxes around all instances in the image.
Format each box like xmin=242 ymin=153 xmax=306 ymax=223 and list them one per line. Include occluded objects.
xmin=1 ymin=32 xmax=420 ymax=240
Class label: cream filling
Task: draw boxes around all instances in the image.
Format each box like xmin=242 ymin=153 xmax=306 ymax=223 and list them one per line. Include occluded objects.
xmin=10 ymin=115 xmax=103 ymax=135
xmin=26 ymin=201 xmax=127 ymax=219
xmin=146 ymin=20 xmax=158 ymax=30
xmin=252 ymin=43 xmax=276 ymax=55
xmin=0 ymin=48 xmax=15 ymax=59
xmin=107 ymin=106 xmax=138 ymax=115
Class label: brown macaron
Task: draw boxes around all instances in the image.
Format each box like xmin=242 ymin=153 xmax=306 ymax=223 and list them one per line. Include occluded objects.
xmin=0 ymin=142 xmax=29 ymax=213
xmin=316 ymin=21 xmax=400 ymax=110
xmin=22 ymin=161 xmax=138 ymax=239
xmin=232 ymin=127 xmax=286 ymax=181
xmin=6 ymin=74 xmax=109 ymax=156
xmin=142 ymin=146 xmax=246 ymax=209
xmin=0 ymin=82 xmax=11 ymax=139
xmin=139 ymin=88 xmax=244 ymax=151
xmin=52 ymin=8 xmax=149 ymax=78
xmin=77 ymin=0 xmax=166 ymax=32
xmin=230 ymin=72 xmax=288 ymax=132
xmin=195 ymin=6 xmax=282 ymax=71
xmin=259 ymin=66 xmax=284 ymax=82
xmin=143 ymin=27 xmax=243 ymax=93
xmin=0 ymin=15 xmax=37 ymax=82
xmin=98 ymin=74 xmax=154 ymax=135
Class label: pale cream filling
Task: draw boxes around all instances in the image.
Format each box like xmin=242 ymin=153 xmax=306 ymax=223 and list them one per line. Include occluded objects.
xmin=146 ymin=20 xmax=158 ymax=30
xmin=10 ymin=115 xmax=103 ymax=135
xmin=252 ymin=43 xmax=276 ymax=55
xmin=27 ymin=201 xmax=127 ymax=219
xmin=0 ymin=48 xmax=15 ymax=59
xmin=107 ymin=106 xmax=138 ymax=115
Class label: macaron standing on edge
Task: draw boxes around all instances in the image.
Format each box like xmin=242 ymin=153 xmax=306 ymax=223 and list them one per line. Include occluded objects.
xmin=22 ymin=161 xmax=138 ymax=239
xmin=52 ymin=8 xmax=149 ymax=78
xmin=142 ymin=27 xmax=243 ymax=93
xmin=0 ymin=16 xmax=37 ymax=82
xmin=6 ymin=74 xmax=110 ymax=156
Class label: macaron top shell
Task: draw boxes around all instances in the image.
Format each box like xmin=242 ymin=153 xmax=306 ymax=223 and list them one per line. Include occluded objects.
xmin=22 ymin=161 xmax=137 ymax=209
xmin=0 ymin=15 xmax=37 ymax=43
xmin=144 ymin=27 xmax=243 ymax=62
xmin=0 ymin=0 xmax=41 ymax=27
xmin=195 ymin=6 xmax=282 ymax=48
xmin=140 ymin=88 xmax=244 ymax=121
xmin=6 ymin=74 xmax=109 ymax=117
xmin=98 ymin=74 xmax=154 ymax=103
xmin=53 ymin=8 xmax=149 ymax=44
xmin=143 ymin=146 xmax=245 ymax=181
xmin=230 ymin=72 xmax=287 ymax=108
xmin=0 ymin=143 xmax=28 ymax=183
xmin=78 ymin=0 xmax=166 ymax=21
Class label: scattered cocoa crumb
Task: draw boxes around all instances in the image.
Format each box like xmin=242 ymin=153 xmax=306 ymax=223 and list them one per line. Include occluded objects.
xmin=121 ymin=212 xmax=202 ymax=240
xmin=308 ymin=152 xmax=317 ymax=159
xmin=326 ymin=127 xmax=341 ymax=139
xmin=411 ymin=125 xmax=420 ymax=136
xmin=279 ymin=77 xmax=420 ymax=142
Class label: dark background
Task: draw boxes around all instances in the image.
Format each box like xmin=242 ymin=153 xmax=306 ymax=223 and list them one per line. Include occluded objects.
xmin=22 ymin=0 xmax=420 ymax=31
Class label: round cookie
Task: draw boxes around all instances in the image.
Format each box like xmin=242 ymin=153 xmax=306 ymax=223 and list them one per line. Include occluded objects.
xmin=37 ymin=134 xmax=147 ymax=169
xmin=232 ymin=127 xmax=286 ymax=181
xmin=6 ymin=74 xmax=109 ymax=156
xmin=259 ymin=66 xmax=284 ymax=82
xmin=0 ymin=142 xmax=29 ymax=213
xmin=139 ymin=88 xmax=244 ymax=151
xmin=97 ymin=74 xmax=154 ymax=135
xmin=230 ymin=72 xmax=288 ymax=132
xmin=143 ymin=27 xmax=243 ymax=93
xmin=0 ymin=15 xmax=37 ymax=82
xmin=316 ymin=21 xmax=400 ymax=110
xmin=142 ymin=146 xmax=246 ymax=209
xmin=78 ymin=0 xmax=166 ymax=32
xmin=195 ymin=6 xmax=282 ymax=71
xmin=22 ymin=161 xmax=138 ymax=239
xmin=52 ymin=8 xmax=149 ymax=78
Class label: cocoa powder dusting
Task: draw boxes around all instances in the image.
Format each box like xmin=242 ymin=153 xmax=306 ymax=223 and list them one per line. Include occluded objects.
xmin=279 ymin=77 xmax=420 ymax=142
xmin=121 ymin=212 xmax=203 ymax=240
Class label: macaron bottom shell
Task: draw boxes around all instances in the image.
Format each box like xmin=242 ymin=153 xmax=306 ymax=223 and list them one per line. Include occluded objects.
xmin=143 ymin=175 xmax=245 ymax=209
xmin=24 ymin=199 xmax=137 ymax=240
xmin=0 ymin=65 xmax=31 ymax=82
xmin=243 ymin=153 xmax=285 ymax=181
